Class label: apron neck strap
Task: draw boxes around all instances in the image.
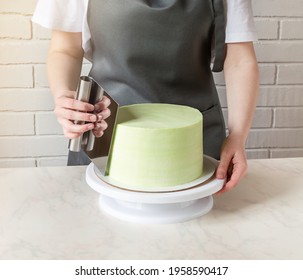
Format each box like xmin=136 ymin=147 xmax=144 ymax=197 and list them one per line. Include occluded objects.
xmin=211 ymin=0 xmax=226 ymax=72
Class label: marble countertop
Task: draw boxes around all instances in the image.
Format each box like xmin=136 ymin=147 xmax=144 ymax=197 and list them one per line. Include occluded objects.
xmin=0 ymin=158 xmax=303 ymax=260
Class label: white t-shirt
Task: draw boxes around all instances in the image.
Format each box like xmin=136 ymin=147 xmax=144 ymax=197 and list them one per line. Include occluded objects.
xmin=32 ymin=0 xmax=257 ymax=60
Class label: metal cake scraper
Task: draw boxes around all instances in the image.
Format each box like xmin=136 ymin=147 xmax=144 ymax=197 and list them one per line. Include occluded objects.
xmin=68 ymin=76 xmax=119 ymax=175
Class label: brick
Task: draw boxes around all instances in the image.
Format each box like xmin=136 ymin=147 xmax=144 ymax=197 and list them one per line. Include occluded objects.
xmin=246 ymin=129 xmax=303 ymax=149
xmin=251 ymin=108 xmax=273 ymax=128
xmin=281 ymin=20 xmax=303 ymax=39
xmin=217 ymin=87 xmax=227 ymax=107
xmin=0 ymin=136 xmax=68 ymax=158
xmin=274 ymin=108 xmax=303 ymax=128
xmin=32 ymin=23 xmax=51 ymax=40
xmin=270 ymin=149 xmax=303 ymax=158
xmin=259 ymin=64 xmax=276 ymax=85
xmin=0 ymin=40 xmax=49 ymax=64
xmin=0 ymin=65 xmax=33 ymax=88
xmin=253 ymin=0 xmax=303 ymax=17
xmin=37 ymin=157 xmax=68 ymax=167
xmin=222 ymin=108 xmax=273 ymax=129
xmin=35 ymin=112 xmax=63 ymax=135
xmin=255 ymin=41 xmax=303 ymax=63
xmin=277 ymin=64 xmax=303 ymax=85
xmin=254 ymin=19 xmax=279 ymax=40
xmin=0 ymin=15 xmax=31 ymax=39
xmin=221 ymin=108 xmax=227 ymax=126
xmin=213 ymin=72 xmax=225 ymax=86
xmin=257 ymin=86 xmax=303 ymax=107
xmin=246 ymin=149 xmax=270 ymax=159
xmin=34 ymin=64 xmax=48 ymax=87
xmin=0 ymin=112 xmax=34 ymax=136
xmin=0 ymin=0 xmax=37 ymax=14
xmin=0 ymin=158 xmax=36 ymax=168
xmin=0 ymin=89 xmax=54 ymax=111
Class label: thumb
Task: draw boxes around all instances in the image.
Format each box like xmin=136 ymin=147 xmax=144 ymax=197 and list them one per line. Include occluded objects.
xmin=216 ymin=152 xmax=232 ymax=179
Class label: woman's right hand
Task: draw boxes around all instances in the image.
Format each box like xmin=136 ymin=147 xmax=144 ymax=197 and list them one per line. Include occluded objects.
xmin=54 ymin=90 xmax=97 ymax=139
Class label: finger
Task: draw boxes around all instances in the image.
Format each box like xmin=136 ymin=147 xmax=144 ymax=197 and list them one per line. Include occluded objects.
xmin=55 ymin=108 xmax=97 ymax=123
xmin=94 ymin=96 xmax=111 ymax=112
xmin=216 ymin=158 xmax=247 ymax=195
xmin=93 ymin=130 xmax=104 ymax=138
xmin=57 ymin=96 xmax=94 ymax=112
xmin=97 ymin=108 xmax=111 ymax=120
xmin=93 ymin=120 xmax=108 ymax=138
xmin=216 ymin=152 xmax=232 ymax=180
xmin=215 ymin=151 xmax=233 ymax=195
xmin=59 ymin=118 xmax=94 ymax=136
xmin=225 ymin=160 xmax=247 ymax=190
xmin=94 ymin=120 xmax=108 ymax=131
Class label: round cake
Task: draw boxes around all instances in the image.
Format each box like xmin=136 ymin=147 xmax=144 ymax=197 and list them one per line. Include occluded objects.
xmin=107 ymin=103 xmax=203 ymax=187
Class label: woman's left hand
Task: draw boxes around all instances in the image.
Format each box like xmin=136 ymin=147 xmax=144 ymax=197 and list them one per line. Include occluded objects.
xmin=215 ymin=134 xmax=248 ymax=194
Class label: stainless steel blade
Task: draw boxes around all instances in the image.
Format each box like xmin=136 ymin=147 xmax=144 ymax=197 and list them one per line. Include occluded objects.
xmin=69 ymin=76 xmax=119 ymax=175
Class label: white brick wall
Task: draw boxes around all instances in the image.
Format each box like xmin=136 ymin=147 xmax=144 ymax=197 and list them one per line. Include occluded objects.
xmin=251 ymin=0 xmax=303 ymax=158
xmin=0 ymin=0 xmax=68 ymax=167
xmin=0 ymin=0 xmax=302 ymax=168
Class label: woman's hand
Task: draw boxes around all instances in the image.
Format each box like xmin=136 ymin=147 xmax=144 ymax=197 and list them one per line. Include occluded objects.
xmin=215 ymin=134 xmax=248 ymax=194
xmin=54 ymin=90 xmax=111 ymax=139
xmin=47 ymin=30 xmax=111 ymax=139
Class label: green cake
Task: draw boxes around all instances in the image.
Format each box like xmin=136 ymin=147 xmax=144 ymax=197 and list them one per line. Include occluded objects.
xmin=107 ymin=103 xmax=203 ymax=187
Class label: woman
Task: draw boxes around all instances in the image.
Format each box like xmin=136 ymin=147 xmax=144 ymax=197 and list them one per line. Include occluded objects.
xmin=32 ymin=0 xmax=259 ymax=193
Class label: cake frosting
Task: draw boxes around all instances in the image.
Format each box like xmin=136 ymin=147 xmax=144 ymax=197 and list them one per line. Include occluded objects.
xmin=107 ymin=103 xmax=203 ymax=187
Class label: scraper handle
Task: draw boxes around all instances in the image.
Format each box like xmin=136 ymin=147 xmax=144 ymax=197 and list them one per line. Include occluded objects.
xmin=68 ymin=76 xmax=93 ymax=152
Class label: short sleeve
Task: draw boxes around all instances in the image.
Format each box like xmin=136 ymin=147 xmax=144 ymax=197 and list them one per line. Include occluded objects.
xmin=32 ymin=0 xmax=86 ymax=32
xmin=225 ymin=0 xmax=258 ymax=43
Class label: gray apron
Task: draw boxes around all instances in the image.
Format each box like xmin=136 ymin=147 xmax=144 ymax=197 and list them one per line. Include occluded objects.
xmin=68 ymin=0 xmax=226 ymax=165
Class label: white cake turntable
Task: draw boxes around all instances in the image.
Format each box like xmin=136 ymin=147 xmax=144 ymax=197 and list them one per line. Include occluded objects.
xmin=86 ymin=155 xmax=224 ymax=224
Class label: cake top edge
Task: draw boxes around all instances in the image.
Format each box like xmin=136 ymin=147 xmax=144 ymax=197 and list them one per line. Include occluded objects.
xmin=116 ymin=103 xmax=202 ymax=129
